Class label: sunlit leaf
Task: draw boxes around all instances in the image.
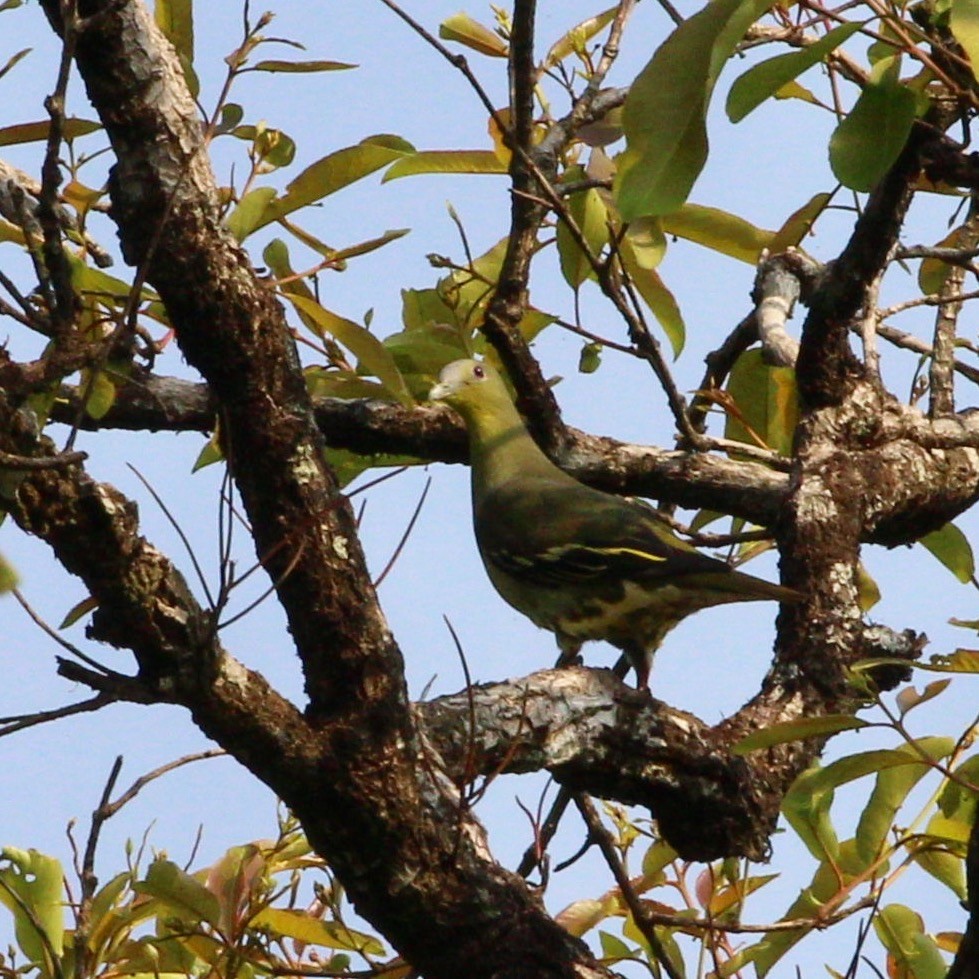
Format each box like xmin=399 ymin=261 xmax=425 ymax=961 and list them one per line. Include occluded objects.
xmin=439 ymin=12 xmax=508 ymax=57
xmin=829 ymin=57 xmax=919 ymax=192
xmin=155 ymin=0 xmax=193 ymax=63
xmin=579 ymin=342 xmax=602 ymax=374
xmin=920 ymin=522 xmax=975 ymax=583
xmin=251 ymin=59 xmax=357 ymax=72
xmin=252 ymin=907 xmax=386 ymax=953
xmin=59 ymin=594 xmax=98 ymax=628
xmin=193 ymin=432 xmax=224 ymax=472
xmin=930 ymin=649 xmax=979 ymax=672
xmin=383 ymin=150 xmax=507 ymax=181
xmin=724 ymin=349 xmax=798 ymax=455
xmin=543 ymin=7 xmax=618 ymax=68
xmin=918 ymin=226 xmax=969 ymax=294
xmin=856 ymin=561 xmax=880 ymax=612
xmin=853 ymin=737 xmax=955 ymax=869
xmin=624 ymin=216 xmax=667 ymax=269
xmin=619 ymin=242 xmax=685 ymax=357
xmin=615 ymin=0 xmax=773 ymax=218
xmin=726 ymin=22 xmax=863 ymax=122
xmin=769 ymin=191 xmax=832 ymax=252
xmin=735 ymin=714 xmax=868 ymax=754
xmin=873 ymin=905 xmax=947 ymax=979
xmin=225 ymin=186 xmax=277 ymax=242
xmin=662 ymin=202 xmax=773 ymax=264
xmin=288 ymin=295 xmax=413 ymax=405
xmin=781 ymin=770 xmax=841 ymax=864
xmin=554 ymin=899 xmax=608 ymax=937
xmin=0 ymin=47 xmax=30 ymax=81
xmin=557 ymin=166 xmax=608 ymax=287
xmin=0 ymin=553 xmax=16 ymax=593
xmin=135 ymin=859 xmax=221 ymax=927
xmin=0 ymin=117 xmax=101 ymax=147
xmin=951 ymin=0 xmax=979 ymax=80
xmin=257 ymin=136 xmax=413 ymax=230
xmin=0 ymin=848 xmax=65 ymax=963
xmin=912 ymin=826 xmax=967 ymax=900
xmin=83 ymin=370 xmax=117 ymax=420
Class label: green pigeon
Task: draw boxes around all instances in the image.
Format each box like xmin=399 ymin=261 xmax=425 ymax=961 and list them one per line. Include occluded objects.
xmin=430 ymin=358 xmax=799 ymax=688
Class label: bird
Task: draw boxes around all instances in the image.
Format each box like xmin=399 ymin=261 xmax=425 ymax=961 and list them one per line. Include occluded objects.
xmin=429 ymin=358 xmax=799 ymax=688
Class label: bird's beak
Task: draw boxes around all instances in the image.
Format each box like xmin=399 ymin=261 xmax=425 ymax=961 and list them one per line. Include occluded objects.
xmin=429 ymin=380 xmax=452 ymax=402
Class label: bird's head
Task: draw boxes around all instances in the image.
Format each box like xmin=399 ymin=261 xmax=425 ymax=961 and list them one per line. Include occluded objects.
xmin=429 ymin=359 xmax=515 ymax=426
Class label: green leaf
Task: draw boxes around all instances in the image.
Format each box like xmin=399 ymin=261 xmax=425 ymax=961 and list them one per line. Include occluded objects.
xmin=912 ymin=829 xmax=967 ymax=900
xmin=615 ymin=0 xmax=773 ymax=218
xmin=192 ymin=432 xmax=224 ymax=472
xmin=154 ymin=0 xmax=194 ymax=63
xmin=873 ymin=905 xmax=947 ymax=979
xmin=829 ymin=57 xmax=919 ymax=192
xmin=0 ymin=848 xmax=65 ymax=964
xmin=724 ymin=349 xmax=798 ymax=455
xmin=384 ymin=150 xmax=507 ymax=181
xmin=735 ymin=714 xmax=868 ymax=754
xmin=251 ymin=908 xmax=385 ymax=954
xmin=0 ymin=117 xmax=101 ymax=147
xmin=557 ymin=167 xmax=609 ymax=287
xmin=544 ymin=7 xmax=618 ymax=68
xmin=287 ymin=295 xmax=412 ymax=406
xmin=853 ymin=737 xmax=955 ymax=869
xmin=726 ymin=22 xmax=863 ymax=122
xmin=951 ymin=0 xmax=979 ymax=80
xmin=225 ymin=186 xmax=277 ymax=242
xmin=578 ymin=342 xmax=602 ymax=374
xmin=251 ymin=59 xmax=357 ymax=73
xmin=619 ymin=241 xmax=685 ymax=357
xmin=0 ymin=48 xmax=30 ymax=82
xmin=59 ymin=595 xmax=98 ymax=628
xmin=895 ymin=679 xmax=951 ymax=717
xmin=83 ymin=370 xmax=117 ymax=420
xmin=0 ymin=552 xmax=17 ymax=593
xmin=134 ymin=859 xmax=220 ymax=928
xmin=920 ymin=522 xmax=975 ymax=583
xmin=257 ymin=137 xmax=413 ymax=231
xmin=439 ymin=13 xmax=508 ymax=57
xmin=770 ymin=191 xmax=832 ymax=252
xmin=781 ymin=769 xmax=841 ymax=864
xmin=661 ymin=202 xmax=773 ymax=264
xmin=624 ymin=217 xmax=667 ymax=269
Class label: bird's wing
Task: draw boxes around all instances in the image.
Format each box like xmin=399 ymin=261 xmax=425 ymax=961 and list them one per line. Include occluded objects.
xmin=475 ymin=478 xmax=730 ymax=586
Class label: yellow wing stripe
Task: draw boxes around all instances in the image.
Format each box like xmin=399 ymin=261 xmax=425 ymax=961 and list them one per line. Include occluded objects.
xmin=576 ymin=546 xmax=667 ymax=563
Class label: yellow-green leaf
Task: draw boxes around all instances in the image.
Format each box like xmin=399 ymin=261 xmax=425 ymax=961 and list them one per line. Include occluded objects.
xmin=383 ymin=150 xmax=507 ymax=181
xmin=735 ymin=714 xmax=868 ymax=754
xmin=0 ymin=848 xmax=65 ymax=963
xmin=252 ymin=907 xmax=385 ymax=954
xmin=0 ymin=117 xmax=101 ymax=147
xmin=0 ymin=552 xmax=16 ymax=593
xmin=616 ymin=0 xmax=773 ymax=219
xmin=251 ymin=59 xmax=357 ymax=73
xmin=134 ymin=859 xmax=220 ymax=927
xmin=155 ymin=0 xmax=193 ymax=63
xmin=951 ymin=0 xmax=979 ymax=80
xmin=619 ymin=244 xmax=685 ymax=358
xmin=258 ymin=136 xmax=413 ymax=230
xmin=543 ymin=7 xmax=618 ymax=68
xmin=662 ymin=202 xmax=773 ymax=264
xmin=873 ymin=905 xmax=948 ymax=979
xmin=725 ymin=349 xmax=798 ymax=455
xmin=726 ymin=22 xmax=863 ymax=122
xmin=288 ymin=295 xmax=412 ymax=406
xmin=557 ymin=167 xmax=609 ymax=287
xmin=60 ymin=594 xmax=98 ymax=628
xmin=920 ymin=521 xmax=975 ymax=583
xmin=83 ymin=370 xmax=117 ymax=420
xmin=829 ymin=58 xmax=919 ymax=192
xmin=770 ymin=191 xmax=832 ymax=252
xmin=225 ymin=186 xmax=277 ymax=242
xmin=439 ymin=13 xmax=508 ymax=57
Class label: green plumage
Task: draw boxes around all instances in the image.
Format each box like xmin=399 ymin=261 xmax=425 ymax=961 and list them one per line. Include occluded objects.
xmin=430 ymin=359 xmax=799 ymax=687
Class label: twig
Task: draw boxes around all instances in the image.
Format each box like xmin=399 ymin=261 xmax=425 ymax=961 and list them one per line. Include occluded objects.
xmin=572 ymin=793 xmax=683 ymax=979
xmin=0 ymin=448 xmax=87 ymax=470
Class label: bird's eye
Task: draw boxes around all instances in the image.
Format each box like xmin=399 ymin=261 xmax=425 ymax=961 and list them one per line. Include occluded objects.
xmin=473 ymin=364 xmax=485 ymax=379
